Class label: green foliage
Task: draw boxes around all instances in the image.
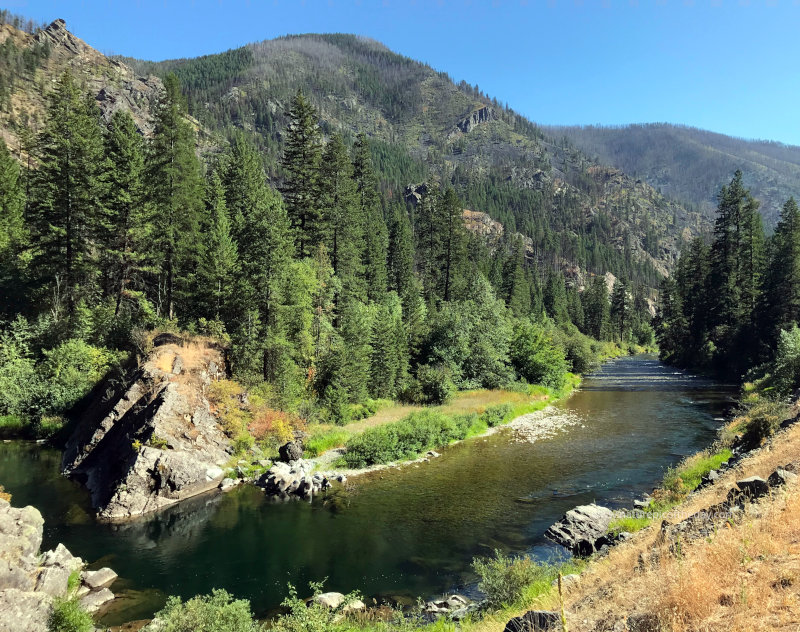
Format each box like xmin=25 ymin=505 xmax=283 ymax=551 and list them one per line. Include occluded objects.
xmin=304 ymin=429 xmax=351 ymax=457
xmin=151 ymin=589 xmax=262 ymax=632
xmin=411 ymin=364 xmax=455 ymax=405
xmin=0 ymin=414 xmax=24 ymax=438
xmin=472 ymin=550 xmax=562 ymax=609
xmin=47 ymin=597 xmax=93 ymax=632
xmin=509 ymin=320 xmax=569 ymax=389
xmin=342 ymin=409 xmax=476 ymax=468
xmin=770 ymin=325 xmax=800 ymax=398
xmin=272 ymin=582 xmax=361 ymax=632
xmin=479 ymin=403 xmax=513 ymax=427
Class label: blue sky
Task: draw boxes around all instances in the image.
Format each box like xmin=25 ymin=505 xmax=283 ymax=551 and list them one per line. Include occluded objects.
xmin=8 ymin=0 xmax=800 ymax=145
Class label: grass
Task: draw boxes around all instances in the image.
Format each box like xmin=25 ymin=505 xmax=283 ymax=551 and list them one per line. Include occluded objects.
xmin=304 ymin=429 xmax=352 ymax=457
xmin=0 ymin=414 xmax=25 ymax=439
xmin=607 ymin=514 xmax=652 ymax=536
xmin=663 ymin=448 xmax=733 ymax=493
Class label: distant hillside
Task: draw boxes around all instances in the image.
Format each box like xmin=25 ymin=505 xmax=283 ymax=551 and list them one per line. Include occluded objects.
xmin=548 ymin=123 xmax=800 ymax=225
xmin=0 ymin=19 xmax=707 ymax=286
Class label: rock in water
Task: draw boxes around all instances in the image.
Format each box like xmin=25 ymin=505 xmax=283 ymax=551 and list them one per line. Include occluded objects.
xmin=544 ymin=503 xmax=615 ymax=556
xmin=61 ymin=337 xmax=232 ymax=521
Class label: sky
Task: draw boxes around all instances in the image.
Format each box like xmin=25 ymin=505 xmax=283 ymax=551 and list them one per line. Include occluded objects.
xmin=7 ymin=0 xmax=800 ymax=145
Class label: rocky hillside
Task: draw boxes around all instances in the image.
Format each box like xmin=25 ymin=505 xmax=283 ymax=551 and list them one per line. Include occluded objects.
xmin=62 ymin=334 xmax=232 ymax=521
xmin=550 ymin=123 xmax=800 ymax=225
xmin=0 ymin=17 xmax=706 ymax=287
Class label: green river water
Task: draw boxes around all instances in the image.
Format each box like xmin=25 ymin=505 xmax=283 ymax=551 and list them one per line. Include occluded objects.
xmin=0 ymin=355 xmax=734 ymax=625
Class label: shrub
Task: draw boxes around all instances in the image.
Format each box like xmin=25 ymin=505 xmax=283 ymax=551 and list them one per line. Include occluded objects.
xmin=151 ymin=589 xmax=261 ymax=632
xmin=415 ymin=364 xmax=454 ymax=405
xmin=472 ymin=550 xmax=549 ymax=608
xmin=47 ymin=597 xmax=93 ymax=632
xmin=248 ymin=408 xmax=295 ymax=445
xmin=208 ymin=380 xmax=249 ymax=437
xmin=479 ymin=404 xmax=513 ymax=427
xmin=509 ymin=321 xmax=569 ymax=389
xmin=273 ymin=582 xmax=361 ymax=632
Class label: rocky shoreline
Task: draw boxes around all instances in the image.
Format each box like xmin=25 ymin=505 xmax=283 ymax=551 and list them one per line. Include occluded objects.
xmin=0 ymin=498 xmax=118 ymax=631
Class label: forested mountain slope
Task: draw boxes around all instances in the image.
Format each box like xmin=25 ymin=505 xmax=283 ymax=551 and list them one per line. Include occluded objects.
xmin=120 ymin=33 xmax=705 ymax=285
xmin=549 ymin=123 xmax=800 ymax=226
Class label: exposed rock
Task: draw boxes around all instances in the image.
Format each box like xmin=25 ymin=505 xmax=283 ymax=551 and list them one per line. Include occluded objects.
xmin=312 ymin=591 xmax=365 ymax=612
xmin=0 ymin=499 xmax=118 ymax=630
xmin=626 ymin=612 xmax=661 ymax=632
xmin=257 ymin=460 xmax=331 ymax=501
xmin=219 ymin=477 xmax=238 ymax=492
xmin=768 ymin=467 xmax=798 ymax=488
xmin=82 ymin=567 xmax=117 ymax=590
xmin=544 ymin=504 xmax=615 ymax=556
xmin=62 ymin=339 xmax=231 ymax=520
xmin=278 ymin=440 xmax=304 ymax=463
xmin=454 ymin=105 xmax=496 ymax=135
xmin=80 ymin=586 xmax=115 ymax=613
xmin=422 ymin=594 xmax=471 ymax=620
xmin=503 ymin=610 xmax=560 ymax=631
xmin=728 ymin=476 xmax=770 ymax=503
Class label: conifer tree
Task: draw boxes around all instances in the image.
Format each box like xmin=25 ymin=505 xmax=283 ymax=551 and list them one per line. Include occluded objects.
xmin=352 ymin=133 xmax=388 ymax=302
xmin=582 ymin=275 xmax=610 ymax=340
xmin=101 ymin=110 xmax=149 ymax=317
xmin=387 ymin=203 xmax=415 ymax=302
xmin=146 ymin=74 xmax=203 ymax=320
xmin=610 ymin=277 xmax=631 ymax=342
xmin=318 ymin=133 xmax=364 ymax=301
xmin=370 ymin=294 xmax=406 ymax=398
xmin=281 ymin=89 xmax=322 ymax=257
xmin=543 ymin=271 xmax=569 ymax=325
xmin=197 ymin=170 xmax=238 ymax=321
xmin=0 ymin=138 xmax=26 ymax=313
xmin=501 ymin=237 xmax=530 ymax=316
xmin=438 ymin=187 xmax=467 ymax=302
xmin=29 ymin=71 xmax=104 ymax=318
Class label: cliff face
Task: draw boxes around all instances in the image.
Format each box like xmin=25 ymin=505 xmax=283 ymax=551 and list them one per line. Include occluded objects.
xmin=0 ymin=18 xmax=162 ymax=150
xmin=62 ymin=335 xmax=232 ymax=521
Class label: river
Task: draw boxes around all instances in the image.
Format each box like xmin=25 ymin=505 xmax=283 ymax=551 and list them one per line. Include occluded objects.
xmin=0 ymin=355 xmax=734 ymax=625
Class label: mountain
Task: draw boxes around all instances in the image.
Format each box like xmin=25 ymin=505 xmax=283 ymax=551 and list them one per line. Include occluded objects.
xmin=0 ymin=19 xmax=706 ymax=287
xmin=548 ymin=123 xmax=800 ymax=226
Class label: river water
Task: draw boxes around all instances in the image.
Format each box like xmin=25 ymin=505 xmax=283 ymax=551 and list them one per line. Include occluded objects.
xmin=0 ymin=355 xmax=734 ymax=625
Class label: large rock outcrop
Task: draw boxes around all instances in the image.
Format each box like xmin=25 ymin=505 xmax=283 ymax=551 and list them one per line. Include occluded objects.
xmin=0 ymin=499 xmax=117 ymax=631
xmin=62 ymin=336 xmax=232 ymax=521
xmin=544 ymin=503 xmax=615 ymax=556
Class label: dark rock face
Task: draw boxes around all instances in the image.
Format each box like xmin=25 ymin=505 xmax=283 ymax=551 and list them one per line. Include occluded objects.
xmin=278 ymin=440 xmax=304 ymax=463
xmin=456 ymin=105 xmax=496 ymax=134
xmin=544 ymin=504 xmax=615 ymax=556
xmin=0 ymin=499 xmax=118 ymax=630
xmin=503 ymin=610 xmax=560 ymax=632
xmin=62 ymin=341 xmax=231 ymax=521
xmin=768 ymin=466 xmax=798 ymax=488
xmin=727 ymin=476 xmax=770 ymax=504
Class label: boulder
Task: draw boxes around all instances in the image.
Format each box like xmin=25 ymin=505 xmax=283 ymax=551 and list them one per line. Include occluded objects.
xmin=41 ymin=543 xmax=82 ymax=574
xmin=79 ymin=586 xmax=114 ymax=613
xmin=0 ymin=499 xmax=44 ymax=592
xmin=219 ymin=477 xmax=238 ymax=492
xmin=312 ymin=591 xmax=363 ymax=611
xmin=82 ymin=567 xmax=117 ymax=590
xmin=544 ymin=504 xmax=615 ymax=556
xmin=768 ymin=467 xmax=798 ymax=488
xmin=278 ymin=441 xmax=304 ymax=463
xmin=0 ymin=588 xmax=52 ymax=632
xmin=503 ymin=610 xmax=560 ymax=632
xmin=728 ymin=476 xmax=770 ymax=504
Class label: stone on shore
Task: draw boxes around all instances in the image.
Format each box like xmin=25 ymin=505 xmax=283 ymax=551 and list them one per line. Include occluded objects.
xmin=544 ymin=504 xmax=615 ymax=556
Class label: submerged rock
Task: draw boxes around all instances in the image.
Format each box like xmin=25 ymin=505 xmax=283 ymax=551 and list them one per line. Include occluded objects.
xmin=544 ymin=504 xmax=615 ymax=556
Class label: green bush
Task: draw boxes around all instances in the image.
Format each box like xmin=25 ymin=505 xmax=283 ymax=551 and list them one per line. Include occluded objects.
xmin=272 ymin=582 xmax=362 ymax=632
xmin=771 ymin=325 xmax=800 ymax=398
xmin=414 ymin=364 xmax=455 ymax=405
xmin=343 ymin=410 xmax=476 ymax=468
xmin=47 ymin=597 xmax=93 ymax=632
xmin=509 ymin=321 xmax=569 ymax=389
xmin=472 ymin=550 xmax=550 ymax=608
xmin=151 ymin=589 xmax=262 ymax=632
xmin=0 ymin=414 xmax=25 ymax=438
xmin=479 ymin=403 xmax=513 ymax=427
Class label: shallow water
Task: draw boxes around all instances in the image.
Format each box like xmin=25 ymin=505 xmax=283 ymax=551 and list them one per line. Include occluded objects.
xmin=0 ymin=355 xmax=734 ymax=624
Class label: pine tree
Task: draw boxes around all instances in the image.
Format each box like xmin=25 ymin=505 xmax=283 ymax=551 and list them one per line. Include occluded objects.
xmin=501 ymin=237 xmax=531 ymax=316
xmin=582 ymin=275 xmax=610 ymax=340
xmin=610 ymin=277 xmax=631 ymax=342
xmin=281 ymin=89 xmax=322 ymax=257
xmin=415 ymin=188 xmax=440 ymax=303
xmin=101 ymin=110 xmax=149 ymax=317
xmin=318 ymin=133 xmax=364 ymax=301
xmin=387 ymin=203 xmax=415 ymax=302
xmin=352 ymin=133 xmax=388 ymax=302
xmin=29 ymin=71 xmax=104 ymax=318
xmin=438 ymin=187 xmax=467 ymax=302
xmin=370 ymin=294 xmax=405 ymax=398
xmin=0 ymin=138 xmax=26 ymax=313
xmin=197 ymin=170 xmax=238 ymax=321
xmin=543 ymin=271 xmax=568 ymax=325
xmin=760 ymin=197 xmax=800 ymax=349
xmin=146 ymin=74 xmax=204 ymax=320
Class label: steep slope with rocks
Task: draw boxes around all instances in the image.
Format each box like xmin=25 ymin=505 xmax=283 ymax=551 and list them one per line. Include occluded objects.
xmin=62 ymin=334 xmax=232 ymax=521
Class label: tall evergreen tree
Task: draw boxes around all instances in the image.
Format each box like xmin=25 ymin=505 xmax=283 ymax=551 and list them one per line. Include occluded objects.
xmin=0 ymin=138 xmax=26 ymax=313
xmin=582 ymin=275 xmax=610 ymax=340
xmin=438 ymin=187 xmax=468 ymax=302
xmin=610 ymin=277 xmax=631 ymax=342
xmin=318 ymin=133 xmax=364 ymax=301
xmin=101 ymin=110 xmax=149 ymax=317
xmin=352 ymin=133 xmax=388 ymax=302
xmin=543 ymin=271 xmax=569 ymax=325
xmin=29 ymin=71 xmax=104 ymax=318
xmin=146 ymin=73 xmax=203 ymax=320
xmin=387 ymin=203 xmax=415 ymax=302
xmin=281 ymin=89 xmax=322 ymax=257
xmin=501 ymin=237 xmax=531 ymax=316
xmin=197 ymin=170 xmax=239 ymax=321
